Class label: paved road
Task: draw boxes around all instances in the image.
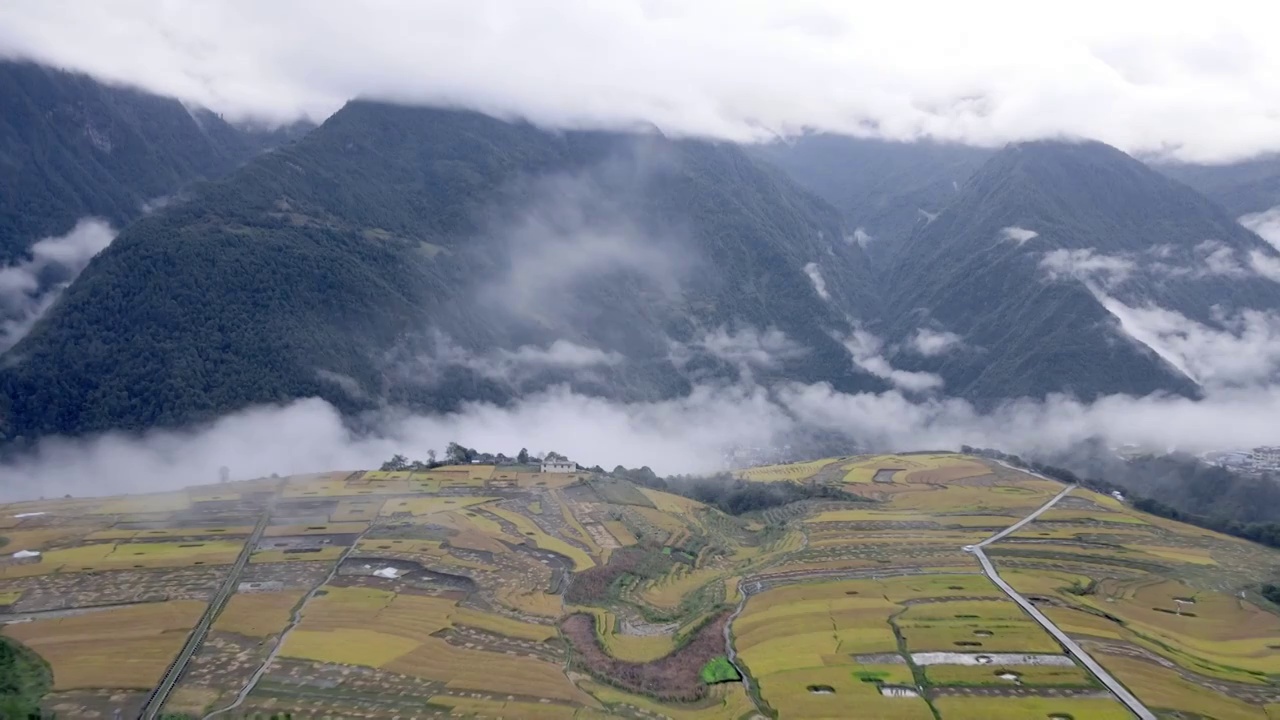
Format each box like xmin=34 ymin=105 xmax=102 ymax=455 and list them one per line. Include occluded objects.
xmin=968 ymin=463 xmax=1156 ymax=720
xmin=137 ymin=509 xmax=271 ymax=720
xmin=724 ymin=579 xmax=766 ymax=717
xmin=203 ymin=527 xmax=371 ymax=719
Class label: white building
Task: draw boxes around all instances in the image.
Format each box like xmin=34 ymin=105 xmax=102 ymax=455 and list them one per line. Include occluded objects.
xmin=541 ymin=458 xmax=576 ymax=473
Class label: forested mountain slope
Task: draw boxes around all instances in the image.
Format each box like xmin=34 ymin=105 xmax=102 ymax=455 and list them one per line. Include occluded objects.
xmin=878 ymin=140 xmax=1280 ymax=402
xmin=0 ymin=102 xmax=885 ymax=440
xmin=0 ymin=60 xmax=309 ymax=262
xmin=751 ymin=135 xmax=991 ymax=263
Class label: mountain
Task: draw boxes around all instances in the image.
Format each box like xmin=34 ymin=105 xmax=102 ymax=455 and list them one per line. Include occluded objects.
xmin=1157 ymin=155 xmax=1280 ymax=218
xmin=879 ymin=140 xmax=1280 ymax=402
xmin=0 ymin=102 xmax=887 ymax=440
xmin=750 ymin=134 xmax=992 ymax=262
xmin=0 ymin=60 xmax=311 ymax=263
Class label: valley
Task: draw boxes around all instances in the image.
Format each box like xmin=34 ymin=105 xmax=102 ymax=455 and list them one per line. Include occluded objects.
xmin=4 ymin=454 xmax=1280 ymax=719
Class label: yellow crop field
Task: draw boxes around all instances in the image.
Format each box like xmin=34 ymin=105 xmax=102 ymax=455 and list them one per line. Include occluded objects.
xmin=0 ymin=526 xmax=99 ymax=551
xmin=487 ymin=507 xmax=595 ymax=570
xmin=379 ymin=495 xmax=497 ymax=516
xmin=925 ymin=664 xmax=1094 ymax=686
xmin=283 ymin=628 xmax=419 ymax=666
xmin=1137 ymin=545 xmax=1217 ymax=565
xmin=641 ymin=565 xmax=723 ymax=609
xmin=452 ymin=606 xmax=557 ymax=641
xmin=1075 ymin=579 xmax=1280 ymax=674
xmin=357 ymin=538 xmax=442 ymax=554
xmin=0 ymin=590 xmax=22 ymax=604
xmin=85 ymin=525 xmax=255 ymax=540
xmin=264 ymin=522 xmax=369 ymax=536
xmin=2 ymin=600 xmax=205 ymax=690
xmin=581 ymin=680 xmax=756 ymax=720
xmin=249 ymin=547 xmax=345 ymax=563
xmin=755 ymin=665 xmax=934 ymax=720
xmin=898 ymin=619 xmax=1061 ymax=653
xmin=90 ymin=492 xmax=190 ymax=514
xmin=429 ymin=696 xmax=578 ymax=720
xmin=736 ymin=457 xmax=839 ymax=482
xmin=1099 ymin=654 xmax=1270 ymax=720
xmin=1038 ymin=508 xmax=1149 ymax=524
xmin=638 ymin=487 xmax=706 ymax=515
xmin=11 ymin=539 xmax=245 ymax=575
xmin=214 ymin=591 xmax=305 ymax=638
xmin=285 ymin=584 xmax=567 ymax=694
xmin=603 ymin=520 xmax=637 ymax=546
xmin=496 ymin=585 xmax=563 ymax=617
xmin=933 ymin=696 xmax=1134 ymax=719
xmin=330 ymin=498 xmax=384 ymax=521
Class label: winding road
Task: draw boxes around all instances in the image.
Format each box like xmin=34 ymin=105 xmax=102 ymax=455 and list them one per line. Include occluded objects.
xmin=968 ymin=464 xmax=1157 ymax=720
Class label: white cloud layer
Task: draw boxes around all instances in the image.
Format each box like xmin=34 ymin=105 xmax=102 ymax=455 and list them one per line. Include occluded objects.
xmin=11 ymin=377 xmax=1280 ymax=502
xmin=1000 ymin=226 xmax=1039 ymax=244
xmin=1241 ymin=206 xmax=1280 ymax=250
xmin=910 ymin=328 xmax=964 ymax=356
xmin=0 ymin=218 xmax=116 ymax=351
xmin=5 ymin=1 xmax=1280 ymax=161
xmin=803 ymin=262 xmax=829 ymax=301
xmin=1096 ymin=295 xmax=1280 ymax=388
xmin=842 ymin=328 xmax=944 ymax=392
xmin=1039 ymin=248 xmax=1135 ymax=288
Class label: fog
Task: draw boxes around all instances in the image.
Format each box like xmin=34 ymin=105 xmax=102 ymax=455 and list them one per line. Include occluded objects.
xmin=0 ymin=218 xmax=116 ymax=351
xmin=5 ymin=1 xmax=1280 ymax=162
xmin=9 ymin=373 xmax=1280 ymax=503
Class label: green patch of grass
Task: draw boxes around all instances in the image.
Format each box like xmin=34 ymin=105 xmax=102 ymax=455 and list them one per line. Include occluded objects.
xmin=700 ymin=656 xmax=741 ymax=684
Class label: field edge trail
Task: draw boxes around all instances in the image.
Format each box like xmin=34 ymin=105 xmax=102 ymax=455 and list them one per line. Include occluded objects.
xmin=966 ymin=463 xmax=1157 ymax=720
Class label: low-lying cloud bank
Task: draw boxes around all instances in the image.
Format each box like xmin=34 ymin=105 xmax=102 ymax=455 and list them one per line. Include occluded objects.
xmin=7 ymin=379 xmax=1280 ymax=502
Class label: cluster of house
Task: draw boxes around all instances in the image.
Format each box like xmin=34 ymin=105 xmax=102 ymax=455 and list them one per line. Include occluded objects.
xmin=1203 ymin=445 xmax=1280 ymax=474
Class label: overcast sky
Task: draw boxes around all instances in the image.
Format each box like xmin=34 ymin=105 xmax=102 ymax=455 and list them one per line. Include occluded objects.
xmin=2 ymin=0 xmax=1279 ymax=162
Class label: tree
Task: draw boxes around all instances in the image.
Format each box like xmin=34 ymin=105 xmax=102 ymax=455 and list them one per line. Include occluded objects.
xmin=517 ymin=448 xmax=529 ymax=464
xmin=218 ymin=466 xmax=230 ymax=484
xmin=380 ymin=454 xmax=408 ymax=471
xmin=427 ymin=449 xmax=437 ymax=464
xmin=445 ymin=442 xmax=474 ymax=464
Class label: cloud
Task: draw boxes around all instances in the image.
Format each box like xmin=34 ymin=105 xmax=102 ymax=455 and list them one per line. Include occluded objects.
xmin=692 ymin=326 xmax=808 ymax=370
xmin=842 ymin=328 xmax=944 ymax=392
xmin=1000 ymin=226 xmax=1039 ymax=244
xmin=1240 ymin=206 xmax=1280 ymax=250
xmin=910 ymin=328 xmax=964 ymax=356
xmin=803 ymin=262 xmax=829 ymax=301
xmin=1249 ymin=250 xmax=1280 ymax=282
xmin=7 ymin=1 xmax=1280 ymax=161
xmin=406 ymin=333 xmax=622 ymax=387
xmin=16 ymin=375 xmax=1280 ymax=502
xmin=0 ymin=218 xmax=116 ymax=351
xmin=1095 ymin=292 xmax=1280 ymax=388
xmin=849 ymin=227 xmax=872 ymax=247
xmin=482 ymin=165 xmax=690 ymax=329
xmin=1039 ymin=248 xmax=1135 ymax=288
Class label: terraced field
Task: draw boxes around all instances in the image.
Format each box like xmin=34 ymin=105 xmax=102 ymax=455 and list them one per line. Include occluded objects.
xmin=2 ymin=454 xmax=1279 ymax=718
